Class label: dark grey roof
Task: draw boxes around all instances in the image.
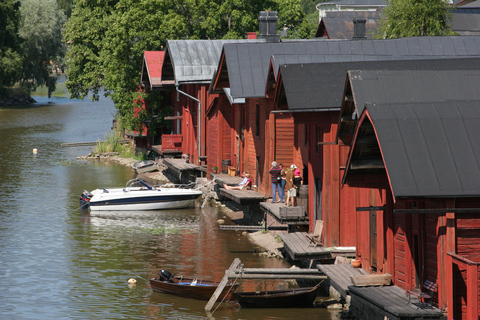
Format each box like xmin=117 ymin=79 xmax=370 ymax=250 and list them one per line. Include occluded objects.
xmin=277 ymin=57 xmax=480 ymax=111
xmin=318 ymin=0 xmax=387 ymax=6
xmin=316 ymin=11 xmax=382 ymax=39
xmin=450 ymin=11 xmax=480 ymax=35
xmin=223 ymin=36 xmax=480 ymax=99
xmin=459 ymin=0 xmax=480 ymax=7
xmin=455 ymin=8 xmax=480 ymax=12
xmin=349 ymin=69 xmax=480 ymax=115
xmin=162 ymin=39 xmax=264 ymax=85
xmin=362 ymin=101 xmax=480 ymax=198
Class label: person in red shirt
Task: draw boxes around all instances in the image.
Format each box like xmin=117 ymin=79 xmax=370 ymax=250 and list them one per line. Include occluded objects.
xmin=269 ymin=161 xmax=283 ymax=202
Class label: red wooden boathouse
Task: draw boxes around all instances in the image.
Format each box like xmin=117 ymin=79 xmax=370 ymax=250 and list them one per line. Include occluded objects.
xmin=342 ymin=69 xmax=480 ymax=319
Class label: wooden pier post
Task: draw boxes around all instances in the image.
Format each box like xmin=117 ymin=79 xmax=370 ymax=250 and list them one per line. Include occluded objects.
xmin=205 ymin=258 xmax=241 ymax=312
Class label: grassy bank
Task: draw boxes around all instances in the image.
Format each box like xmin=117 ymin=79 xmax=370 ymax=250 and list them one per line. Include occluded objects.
xmin=94 ymin=118 xmax=148 ymax=161
xmin=31 ymin=81 xmax=68 ymax=98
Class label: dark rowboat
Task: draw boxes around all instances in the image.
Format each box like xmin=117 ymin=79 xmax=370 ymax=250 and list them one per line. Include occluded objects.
xmin=233 ymin=285 xmax=319 ymax=308
xmin=150 ymin=270 xmax=238 ymax=301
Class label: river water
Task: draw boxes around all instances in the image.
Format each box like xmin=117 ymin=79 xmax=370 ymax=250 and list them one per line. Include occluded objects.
xmin=0 ymin=94 xmax=339 ymax=319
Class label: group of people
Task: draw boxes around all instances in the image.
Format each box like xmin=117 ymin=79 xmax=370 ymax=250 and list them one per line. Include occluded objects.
xmin=221 ymin=162 xmax=303 ymax=207
xmin=269 ymin=161 xmax=303 ymax=207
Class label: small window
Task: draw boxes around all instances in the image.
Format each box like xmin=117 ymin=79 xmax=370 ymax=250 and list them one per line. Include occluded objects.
xmin=255 ymin=104 xmax=260 ymax=137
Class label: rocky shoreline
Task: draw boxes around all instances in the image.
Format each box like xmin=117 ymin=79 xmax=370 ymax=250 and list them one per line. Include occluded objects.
xmin=0 ymin=94 xmax=37 ymax=107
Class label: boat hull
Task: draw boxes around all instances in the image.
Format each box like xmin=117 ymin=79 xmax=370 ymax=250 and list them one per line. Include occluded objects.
xmin=87 ymin=187 xmax=202 ymax=211
xmin=233 ymin=286 xmax=319 ymax=308
xmin=150 ymin=277 xmax=238 ymax=301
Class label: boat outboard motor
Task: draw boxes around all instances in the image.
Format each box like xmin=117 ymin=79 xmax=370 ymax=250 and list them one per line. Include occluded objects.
xmin=80 ymin=190 xmax=93 ymax=208
xmin=158 ymin=269 xmax=173 ymax=282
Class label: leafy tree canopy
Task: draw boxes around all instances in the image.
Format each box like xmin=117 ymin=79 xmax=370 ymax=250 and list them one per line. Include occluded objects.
xmin=18 ymin=0 xmax=66 ymax=95
xmin=378 ymin=0 xmax=456 ymax=38
xmin=57 ymin=0 xmax=73 ymax=18
xmin=0 ymin=0 xmax=23 ymax=96
xmin=64 ymin=0 xmax=312 ymax=131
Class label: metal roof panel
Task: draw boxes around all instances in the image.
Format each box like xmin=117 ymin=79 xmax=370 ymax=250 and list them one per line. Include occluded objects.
xmin=223 ymin=36 xmax=480 ymax=99
xmin=366 ymin=101 xmax=480 ymax=198
xmin=164 ymin=39 xmax=263 ymax=84
xmin=279 ymin=58 xmax=480 ymax=111
xmin=350 ymin=69 xmax=480 ymax=116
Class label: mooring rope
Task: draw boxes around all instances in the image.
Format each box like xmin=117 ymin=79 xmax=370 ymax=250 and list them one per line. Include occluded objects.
xmin=69 ymin=201 xmax=90 ymax=214
xmin=195 ymin=177 xmax=217 ymax=190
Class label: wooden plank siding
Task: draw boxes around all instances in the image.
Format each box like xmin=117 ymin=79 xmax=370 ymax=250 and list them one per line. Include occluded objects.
xmin=206 ymin=104 xmax=219 ymax=173
xmin=233 ymin=104 xmax=242 ymax=174
xmin=393 ymin=213 xmax=406 ymax=284
xmin=456 ymin=213 xmax=480 ymax=319
xmin=425 ymin=213 xmax=439 ymax=304
xmin=222 ymin=103 xmax=232 ymax=169
xmin=171 ymin=83 xmax=217 ymax=166
xmin=244 ymin=98 xmax=269 ymax=197
xmin=274 ymin=114 xmax=295 ymax=165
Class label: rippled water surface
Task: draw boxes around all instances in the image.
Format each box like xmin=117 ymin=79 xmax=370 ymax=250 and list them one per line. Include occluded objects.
xmin=0 ymin=94 xmax=339 ymax=319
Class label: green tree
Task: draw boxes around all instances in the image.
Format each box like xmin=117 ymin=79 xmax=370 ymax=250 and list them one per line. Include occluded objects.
xmin=57 ymin=0 xmax=73 ymax=18
xmin=64 ymin=0 xmax=308 ymax=131
xmin=18 ymin=0 xmax=66 ymax=95
xmin=378 ymin=0 xmax=456 ymax=38
xmin=275 ymin=0 xmax=316 ymax=38
xmin=0 ymin=0 xmax=23 ymax=98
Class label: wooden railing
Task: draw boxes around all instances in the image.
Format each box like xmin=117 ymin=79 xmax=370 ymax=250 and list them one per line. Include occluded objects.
xmin=162 ymin=134 xmax=182 ymax=151
xmin=447 ymin=252 xmax=480 ymax=320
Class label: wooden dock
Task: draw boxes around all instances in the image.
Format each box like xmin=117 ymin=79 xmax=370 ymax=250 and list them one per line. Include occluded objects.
xmin=205 ymin=259 xmax=326 ymax=312
xmin=61 ymin=140 xmax=129 ymax=147
xmin=219 ymin=188 xmax=266 ymax=204
xmin=211 ymin=173 xmax=244 ymax=186
xmin=349 ymin=285 xmax=445 ymax=320
xmin=279 ymin=232 xmax=356 ymax=262
xmin=219 ymin=225 xmax=288 ymax=231
xmin=229 ymin=267 xmax=326 ymax=280
xmin=317 ymin=264 xmax=368 ymax=298
xmin=317 ymin=264 xmax=445 ymax=319
xmin=260 ymin=202 xmax=309 ymax=226
xmin=151 ymin=145 xmax=182 ymax=158
xmin=163 ymin=158 xmax=202 ymax=183
xmin=279 ymin=232 xmax=332 ymax=261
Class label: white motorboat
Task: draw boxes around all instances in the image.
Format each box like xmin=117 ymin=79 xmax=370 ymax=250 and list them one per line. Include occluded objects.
xmin=80 ymin=178 xmax=203 ymax=211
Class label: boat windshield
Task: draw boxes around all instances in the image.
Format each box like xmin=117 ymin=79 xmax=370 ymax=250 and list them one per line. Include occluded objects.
xmin=126 ymin=178 xmax=154 ymax=190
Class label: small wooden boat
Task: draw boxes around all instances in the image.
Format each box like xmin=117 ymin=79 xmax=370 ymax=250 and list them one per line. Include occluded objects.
xmin=150 ymin=270 xmax=239 ymax=301
xmin=132 ymin=160 xmax=157 ymax=174
xmin=233 ymin=285 xmax=319 ymax=308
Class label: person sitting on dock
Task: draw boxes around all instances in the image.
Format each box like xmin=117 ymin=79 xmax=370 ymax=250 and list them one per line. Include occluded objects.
xmin=223 ymin=173 xmax=252 ymax=190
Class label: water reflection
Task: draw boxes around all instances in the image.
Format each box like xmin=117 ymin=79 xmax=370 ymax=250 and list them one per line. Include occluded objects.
xmin=0 ymin=96 xmax=340 ymax=319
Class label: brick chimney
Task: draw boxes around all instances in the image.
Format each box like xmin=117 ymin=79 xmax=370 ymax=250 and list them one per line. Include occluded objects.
xmin=353 ymin=18 xmax=367 ymax=40
xmin=258 ymin=11 xmax=280 ymax=43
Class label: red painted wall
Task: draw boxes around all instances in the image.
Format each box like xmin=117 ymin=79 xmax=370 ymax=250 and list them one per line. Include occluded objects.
xmin=293 ymin=111 xmax=357 ymax=246
xmin=173 ymin=84 xmax=219 ymax=165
